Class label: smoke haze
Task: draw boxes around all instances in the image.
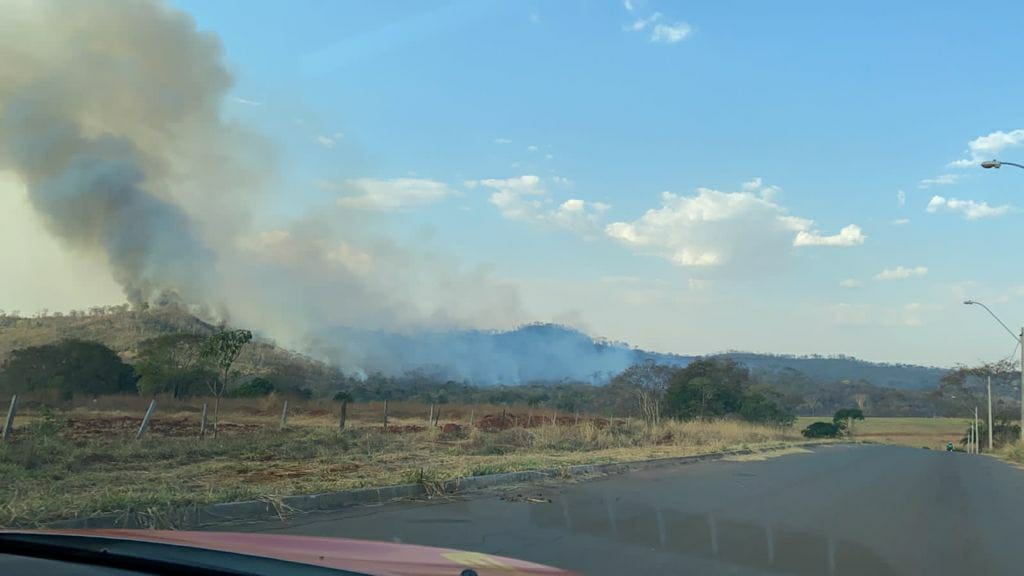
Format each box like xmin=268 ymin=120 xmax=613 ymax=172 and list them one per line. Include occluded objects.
xmin=0 ymin=0 xmax=636 ymax=383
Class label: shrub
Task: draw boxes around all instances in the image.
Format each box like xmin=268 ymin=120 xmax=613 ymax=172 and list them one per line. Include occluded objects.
xmin=801 ymin=421 xmax=842 ymax=438
xmin=228 ymin=377 xmax=275 ymax=398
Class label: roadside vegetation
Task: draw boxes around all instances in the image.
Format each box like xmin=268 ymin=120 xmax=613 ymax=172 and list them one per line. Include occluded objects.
xmin=0 ymin=402 xmax=800 ymax=527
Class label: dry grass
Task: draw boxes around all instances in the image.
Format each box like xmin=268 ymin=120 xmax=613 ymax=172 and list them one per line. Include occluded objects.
xmin=796 ymin=416 xmax=966 ymax=449
xmin=0 ymin=400 xmax=801 ymax=527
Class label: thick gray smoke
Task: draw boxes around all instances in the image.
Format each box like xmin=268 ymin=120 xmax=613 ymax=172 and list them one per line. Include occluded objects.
xmin=0 ymin=0 xmax=633 ymax=383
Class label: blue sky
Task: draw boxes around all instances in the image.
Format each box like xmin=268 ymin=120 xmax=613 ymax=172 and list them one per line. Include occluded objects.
xmin=6 ymin=0 xmax=1024 ymax=367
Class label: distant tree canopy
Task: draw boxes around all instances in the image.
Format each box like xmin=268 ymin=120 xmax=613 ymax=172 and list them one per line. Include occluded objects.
xmin=664 ymin=359 xmax=795 ymax=425
xmin=135 ymin=333 xmax=213 ymax=398
xmin=228 ymin=377 xmax=275 ymax=398
xmin=0 ymin=340 xmax=136 ymax=398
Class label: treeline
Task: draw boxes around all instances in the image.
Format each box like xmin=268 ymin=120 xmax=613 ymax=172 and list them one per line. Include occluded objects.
xmin=0 ymin=332 xmax=969 ymax=421
xmin=0 ymin=336 xmax=796 ymax=425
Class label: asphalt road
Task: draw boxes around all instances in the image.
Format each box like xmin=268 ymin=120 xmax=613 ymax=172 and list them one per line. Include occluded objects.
xmin=217 ymin=445 xmax=1024 ymax=575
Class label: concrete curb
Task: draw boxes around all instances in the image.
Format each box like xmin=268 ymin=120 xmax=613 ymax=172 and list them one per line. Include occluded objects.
xmin=47 ymin=441 xmax=832 ymax=530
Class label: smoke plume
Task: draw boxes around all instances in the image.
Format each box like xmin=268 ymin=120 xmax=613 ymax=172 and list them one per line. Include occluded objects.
xmin=0 ymin=0 xmax=635 ymax=383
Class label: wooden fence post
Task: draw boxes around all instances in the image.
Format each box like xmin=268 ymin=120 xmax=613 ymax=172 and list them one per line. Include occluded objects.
xmin=551 ymin=412 xmax=557 ymax=426
xmin=469 ymin=409 xmax=475 ymax=427
xmin=136 ymin=399 xmax=156 ymax=440
xmin=199 ymin=403 xmax=208 ymax=438
xmin=280 ymin=400 xmax=289 ymax=430
xmin=434 ymin=405 xmax=441 ymax=427
xmin=574 ymin=412 xmax=579 ymax=426
xmin=428 ymin=404 xmax=434 ymax=426
xmin=2 ymin=395 xmax=17 ymax=442
xmin=383 ymin=400 xmax=389 ymax=431
xmin=339 ymin=400 xmax=348 ymax=431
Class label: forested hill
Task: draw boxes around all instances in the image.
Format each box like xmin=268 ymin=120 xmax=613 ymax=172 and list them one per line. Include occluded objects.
xmin=0 ymin=306 xmax=946 ymax=391
xmin=710 ymin=352 xmax=946 ymax=391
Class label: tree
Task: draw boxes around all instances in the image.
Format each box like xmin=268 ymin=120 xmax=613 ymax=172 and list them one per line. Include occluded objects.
xmin=609 ymin=360 xmax=674 ymax=425
xmin=135 ymin=334 xmax=211 ymax=398
xmin=228 ymin=377 xmax=274 ymax=398
xmin=801 ymin=421 xmax=842 ymax=438
xmin=832 ymin=408 xmax=865 ymax=435
xmin=740 ymin=386 xmax=796 ymax=426
xmin=664 ymin=359 xmax=747 ymax=420
xmin=201 ymin=329 xmax=252 ymax=437
xmin=334 ymin=390 xmax=353 ymax=431
xmin=0 ymin=340 xmax=136 ymax=399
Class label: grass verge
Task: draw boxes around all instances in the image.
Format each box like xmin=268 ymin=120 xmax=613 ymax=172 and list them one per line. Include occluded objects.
xmin=0 ymin=415 xmax=799 ymax=527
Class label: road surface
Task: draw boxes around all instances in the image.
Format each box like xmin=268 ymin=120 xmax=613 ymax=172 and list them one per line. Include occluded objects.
xmin=215 ymin=445 xmax=1024 ymax=575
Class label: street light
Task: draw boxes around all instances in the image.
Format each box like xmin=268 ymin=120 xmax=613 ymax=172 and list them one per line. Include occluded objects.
xmin=981 ymin=159 xmax=1024 ymax=170
xmin=964 ymin=300 xmax=1024 ymax=442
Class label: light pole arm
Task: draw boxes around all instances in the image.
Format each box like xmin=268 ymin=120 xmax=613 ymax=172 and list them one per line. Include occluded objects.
xmin=998 ymin=161 xmax=1024 ymax=170
xmin=969 ymin=301 xmax=1019 ymax=343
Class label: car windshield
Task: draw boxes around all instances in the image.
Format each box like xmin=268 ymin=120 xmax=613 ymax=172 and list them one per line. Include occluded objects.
xmin=2 ymin=1 xmax=1024 ymax=575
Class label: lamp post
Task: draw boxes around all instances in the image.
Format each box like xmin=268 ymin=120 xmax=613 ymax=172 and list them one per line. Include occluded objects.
xmin=964 ymin=300 xmax=1024 ymax=442
xmin=981 ymin=159 xmax=1024 ymax=170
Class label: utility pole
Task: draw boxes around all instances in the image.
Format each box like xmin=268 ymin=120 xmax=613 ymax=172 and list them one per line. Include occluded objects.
xmin=1020 ymin=327 xmax=1023 ymax=443
xmin=988 ymin=375 xmax=994 ymax=451
xmin=975 ymin=406 xmax=980 ymax=453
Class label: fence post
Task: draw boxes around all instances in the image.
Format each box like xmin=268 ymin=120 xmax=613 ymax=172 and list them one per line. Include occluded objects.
xmin=136 ymin=399 xmax=156 ymax=440
xmin=2 ymin=395 xmax=17 ymax=442
xmin=434 ymin=405 xmax=441 ymax=427
xmin=339 ymin=400 xmax=348 ymax=431
xmin=428 ymin=404 xmax=434 ymax=426
xmin=280 ymin=400 xmax=289 ymax=430
xmin=383 ymin=400 xmax=389 ymax=431
xmin=574 ymin=412 xmax=579 ymax=426
xmin=551 ymin=412 xmax=557 ymax=426
xmin=469 ymin=409 xmax=475 ymax=427
xmin=199 ymin=403 xmax=208 ymax=438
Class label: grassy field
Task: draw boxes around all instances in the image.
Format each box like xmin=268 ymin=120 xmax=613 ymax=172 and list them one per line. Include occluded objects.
xmin=0 ymin=397 xmax=803 ymax=527
xmin=796 ymin=416 xmax=967 ymax=449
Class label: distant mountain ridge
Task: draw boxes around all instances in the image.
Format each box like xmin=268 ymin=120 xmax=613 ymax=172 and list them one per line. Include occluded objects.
xmin=0 ymin=307 xmax=946 ymax=391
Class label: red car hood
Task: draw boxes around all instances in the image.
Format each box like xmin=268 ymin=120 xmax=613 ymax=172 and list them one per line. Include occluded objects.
xmin=16 ymin=529 xmax=574 ymax=576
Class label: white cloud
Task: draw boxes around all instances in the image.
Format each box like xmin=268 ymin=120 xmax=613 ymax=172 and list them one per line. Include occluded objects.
xmin=918 ymin=174 xmax=959 ymax=189
xmin=478 ymin=175 xmax=609 ymax=236
xmin=545 ymin=153 xmax=554 ymax=160
xmin=650 ymin=22 xmax=692 ymax=43
xmin=605 ymin=182 xmax=862 ymax=269
xmin=874 ymin=266 xmax=928 ymax=280
xmin=742 ymin=177 xmax=781 ymax=200
xmin=549 ymin=198 xmax=611 ymax=235
xmin=316 ymin=132 xmax=344 ymax=148
xmin=839 ymin=278 xmax=863 ymax=288
xmin=624 ymin=12 xmax=661 ymax=32
xmin=493 ymin=138 xmax=512 ymax=145
xmin=794 ymin=224 xmax=866 ymax=247
xmin=479 ymin=175 xmax=546 ymax=220
xmin=891 ymin=218 xmax=910 ymax=225
xmin=949 ymin=129 xmax=1024 ymax=167
xmin=529 ymin=11 xmax=540 ymax=23
xmin=623 ymin=0 xmax=635 ymax=11
xmin=230 ymin=96 xmax=262 ymax=107
xmin=896 ymin=189 xmax=906 ymax=207
xmin=331 ymin=177 xmax=456 ymax=211
xmin=925 ymin=195 xmax=1011 ymax=220
xmin=527 ymin=145 xmax=539 ymax=152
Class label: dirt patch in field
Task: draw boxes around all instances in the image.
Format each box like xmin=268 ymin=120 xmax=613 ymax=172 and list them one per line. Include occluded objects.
xmin=385 ymin=424 xmax=427 ymax=434
xmin=475 ymin=413 xmax=611 ymax=431
xmin=61 ymin=416 xmax=263 ymax=439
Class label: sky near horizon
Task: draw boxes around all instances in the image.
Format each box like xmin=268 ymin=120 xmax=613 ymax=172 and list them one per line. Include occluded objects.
xmin=3 ymin=0 xmax=1024 ymax=368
